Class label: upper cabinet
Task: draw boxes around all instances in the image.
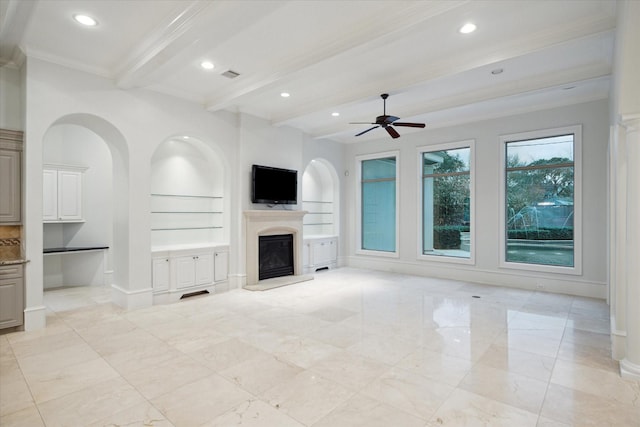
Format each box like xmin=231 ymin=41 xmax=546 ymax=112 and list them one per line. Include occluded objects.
xmin=0 ymin=130 xmax=23 ymax=224
xmin=43 ymin=165 xmax=86 ymax=222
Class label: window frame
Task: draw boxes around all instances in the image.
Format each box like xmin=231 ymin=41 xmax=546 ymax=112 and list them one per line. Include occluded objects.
xmin=499 ymin=125 xmax=582 ymax=275
xmin=416 ymin=140 xmax=475 ymax=265
xmin=355 ymin=150 xmax=400 ymax=258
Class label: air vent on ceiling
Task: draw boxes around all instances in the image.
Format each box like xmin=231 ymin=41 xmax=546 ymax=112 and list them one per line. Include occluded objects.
xmin=221 ymin=70 xmax=240 ymax=79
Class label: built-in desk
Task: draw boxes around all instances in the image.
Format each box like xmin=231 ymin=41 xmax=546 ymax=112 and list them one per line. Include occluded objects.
xmin=43 ymin=246 xmax=109 ymax=288
xmin=44 ymin=246 xmax=108 ymax=254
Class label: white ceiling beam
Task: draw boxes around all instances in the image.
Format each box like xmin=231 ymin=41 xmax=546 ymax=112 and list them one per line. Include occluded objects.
xmin=271 ymin=18 xmax=616 ymax=127
xmin=0 ymin=0 xmax=37 ymax=66
xmin=312 ymin=63 xmax=612 ymax=140
xmin=203 ymin=1 xmax=470 ymax=112
xmin=115 ymin=0 xmax=214 ymax=89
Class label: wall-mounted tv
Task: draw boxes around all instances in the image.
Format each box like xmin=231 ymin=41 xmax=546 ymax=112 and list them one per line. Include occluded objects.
xmin=251 ymin=164 xmax=297 ymax=205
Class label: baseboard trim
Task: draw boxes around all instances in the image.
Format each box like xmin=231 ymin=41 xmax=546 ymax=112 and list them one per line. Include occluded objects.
xmin=110 ymin=284 xmax=153 ymax=310
xmin=23 ymin=305 xmax=47 ymax=331
xmin=345 ymin=256 xmax=607 ymax=298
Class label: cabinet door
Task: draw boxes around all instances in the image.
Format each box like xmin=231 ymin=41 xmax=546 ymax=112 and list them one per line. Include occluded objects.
xmin=314 ymin=240 xmax=332 ymax=265
xmin=195 ymin=253 xmax=214 ymax=286
xmin=152 ymin=257 xmax=170 ymax=292
xmin=58 ymin=170 xmax=83 ymax=221
xmin=214 ymin=251 xmax=228 ymax=282
xmin=0 ymin=275 xmax=24 ymax=329
xmin=302 ymin=241 xmax=311 ymax=268
xmin=43 ymin=169 xmax=58 ymax=221
xmin=329 ymin=238 xmax=338 ymax=262
xmin=174 ymin=256 xmax=196 ymax=289
xmin=0 ymin=150 xmax=20 ymax=223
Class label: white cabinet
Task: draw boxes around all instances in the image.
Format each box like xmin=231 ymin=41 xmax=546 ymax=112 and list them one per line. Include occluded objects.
xmin=43 ymin=165 xmax=86 ymax=222
xmin=214 ymin=250 xmax=228 ymax=282
xmin=303 ymin=236 xmax=338 ymax=273
xmin=173 ymin=252 xmax=213 ymax=289
xmin=151 ymin=256 xmax=170 ymax=292
xmin=0 ymin=130 xmax=23 ymax=224
xmin=151 ymin=245 xmax=228 ymax=302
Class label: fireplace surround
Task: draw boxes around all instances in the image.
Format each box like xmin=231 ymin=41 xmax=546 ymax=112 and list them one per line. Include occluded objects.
xmin=244 ymin=210 xmax=312 ymax=290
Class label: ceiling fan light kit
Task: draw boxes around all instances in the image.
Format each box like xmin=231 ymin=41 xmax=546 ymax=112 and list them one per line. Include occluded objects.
xmin=351 ymin=93 xmax=425 ymax=139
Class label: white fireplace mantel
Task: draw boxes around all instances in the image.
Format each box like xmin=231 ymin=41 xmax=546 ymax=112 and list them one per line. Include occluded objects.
xmin=244 ymin=210 xmax=309 ymax=288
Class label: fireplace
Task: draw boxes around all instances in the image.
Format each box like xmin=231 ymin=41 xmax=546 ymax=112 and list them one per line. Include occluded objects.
xmin=259 ymin=234 xmax=294 ymax=280
xmin=243 ymin=210 xmax=311 ymax=289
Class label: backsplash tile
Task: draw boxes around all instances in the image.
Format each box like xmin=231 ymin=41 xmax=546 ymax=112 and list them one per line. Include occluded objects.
xmin=0 ymin=225 xmax=22 ymax=260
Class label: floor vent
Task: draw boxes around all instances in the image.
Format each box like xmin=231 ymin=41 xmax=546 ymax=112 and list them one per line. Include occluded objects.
xmin=180 ymin=290 xmax=210 ymax=299
xmin=315 ymin=267 xmax=329 ymax=272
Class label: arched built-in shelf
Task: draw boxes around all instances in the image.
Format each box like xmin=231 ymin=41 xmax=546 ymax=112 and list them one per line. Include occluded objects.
xmin=301 ymin=158 xmax=340 ymax=272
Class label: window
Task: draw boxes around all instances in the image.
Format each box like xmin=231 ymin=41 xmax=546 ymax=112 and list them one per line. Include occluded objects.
xmin=501 ymin=126 xmax=581 ymax=273
xmin=419 ymin=142 xmax=473 ymax=261
xmin=356 ymin=152 xmax=399 ymax=255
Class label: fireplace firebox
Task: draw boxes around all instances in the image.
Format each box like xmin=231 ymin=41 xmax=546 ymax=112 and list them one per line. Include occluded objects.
xmin=259 ymin=234 xmax=294 ymax=280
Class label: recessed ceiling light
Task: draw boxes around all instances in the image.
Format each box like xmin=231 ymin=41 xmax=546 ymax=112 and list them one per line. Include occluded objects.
xmin=491 ymin=68 xmax=504 ymax=75
xmin=331 ymin=112 xmax=340 ymax=117
xmin=280 ymin=92 xmax=290 ymax=98
xmin=73 ymin=14 xmax=98 ymax=27
xmin=200 ymin=61 xmax=214 ymax=70
xmin=459 ymin=23 xmax=476 ymax=34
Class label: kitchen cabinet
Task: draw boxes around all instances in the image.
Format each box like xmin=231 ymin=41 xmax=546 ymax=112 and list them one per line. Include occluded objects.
xmin=0 ymin=263 xmax=24 ymax=329
xmin=303 ymin=236 xmax=338 ymax=273
xmin=0 ymin=130 xmax=23 ymax=224
xmin=43 ymin=165 xmax=86 ymax=222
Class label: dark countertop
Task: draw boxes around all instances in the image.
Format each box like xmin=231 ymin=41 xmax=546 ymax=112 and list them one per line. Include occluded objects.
xmin=0 ymin=258 xmax=29 ymax=266
xmin=43 ymin=246 xmax=109 ymax=254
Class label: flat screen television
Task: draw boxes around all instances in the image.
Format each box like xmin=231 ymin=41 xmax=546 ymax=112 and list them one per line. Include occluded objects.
xmin=251 ymin=164 xmax=298 ymax=205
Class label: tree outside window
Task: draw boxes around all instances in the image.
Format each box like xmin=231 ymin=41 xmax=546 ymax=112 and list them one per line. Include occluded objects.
xmin=505 ymin=134 xmax=575 ymax=267
xmin=422 ymin=146 xmax=471 ymax=259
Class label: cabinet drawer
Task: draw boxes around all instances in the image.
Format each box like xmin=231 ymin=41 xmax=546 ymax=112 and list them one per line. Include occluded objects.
xmin=0 ymin=264 xmax=23 ymax=279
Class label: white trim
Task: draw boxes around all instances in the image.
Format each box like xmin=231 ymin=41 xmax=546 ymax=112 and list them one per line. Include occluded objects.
xmin=110 ymin=284 xmax=153 ymax=310
xmin=355 ymin=151 xmax=400 ymax=257
xmin=416 ymin=140 xmax=475 ymax=265
xmin=499 ymin=125 xmax=582 ymax=275
xmin=346 ymin=255 xmax=606 ymax=299
xmin=23 ymin=305 xmax=47 ymax=331
xmin=620 ymin=358 xmax=640 ymax=381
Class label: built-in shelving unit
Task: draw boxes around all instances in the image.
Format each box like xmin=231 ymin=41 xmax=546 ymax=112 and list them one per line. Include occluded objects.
xmin=150 ymin=193 xmax=224 ymax=246
xmin=302 ymin=200 xmax=334 ymax=235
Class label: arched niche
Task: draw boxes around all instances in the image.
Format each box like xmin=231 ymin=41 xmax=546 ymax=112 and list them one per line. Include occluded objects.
xmin=41 ymin=114 xmax=129 ymax=294
xmin=302 ymin=158 xmax=339 ymax=237
xmin=150 ymin=136 xmax=228 ymax=248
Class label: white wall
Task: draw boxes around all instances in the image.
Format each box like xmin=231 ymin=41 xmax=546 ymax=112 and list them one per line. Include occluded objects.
xmin=344 ymin=99 xmax=609 ymax=298
xmin=0 ymin=65 xmax=22 ymax=130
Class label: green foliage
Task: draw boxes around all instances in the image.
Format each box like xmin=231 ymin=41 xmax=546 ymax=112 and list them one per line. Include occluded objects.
xmin=433 ymin=225 xmax=470 ymax=249
xmin=508 ymin=227 xmax=573 ymax=240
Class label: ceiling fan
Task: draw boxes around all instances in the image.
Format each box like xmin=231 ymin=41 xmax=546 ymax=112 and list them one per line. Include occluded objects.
xmin=351 ymin=93 xmax=425 ymax=139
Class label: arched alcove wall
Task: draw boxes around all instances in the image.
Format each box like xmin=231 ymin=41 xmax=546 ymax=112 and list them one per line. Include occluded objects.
xmin=150 ymin=136 xmax=228 ymax=248
xmin=302 ymin=158 xmax=340 ymax=237
xmin=42 ymin=123 xmax=114 ymax=288
xmin=41 ymin=113 xmax=129 ymax=296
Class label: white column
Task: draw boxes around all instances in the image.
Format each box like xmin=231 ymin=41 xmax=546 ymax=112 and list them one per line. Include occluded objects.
xmin=621 ymin=115 xmax=640 ymax=380
xmin=610 ymin=124 xmax=627 ymax=360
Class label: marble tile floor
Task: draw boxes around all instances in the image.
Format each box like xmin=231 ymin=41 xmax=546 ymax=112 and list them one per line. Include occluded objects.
xmin=1 ymin=268 xmax=639 ymax=426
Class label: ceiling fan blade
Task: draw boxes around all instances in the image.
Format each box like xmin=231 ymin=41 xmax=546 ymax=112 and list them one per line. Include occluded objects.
xmin=393 ymin=122 xmax=425 ymax=128
xmin=386 ymin=126 xmax=400 ymax=139
xmin=355 ymin=126 xmax=379 ymax=137
xmin=350 ymin=122 xmax=376 ymax=125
